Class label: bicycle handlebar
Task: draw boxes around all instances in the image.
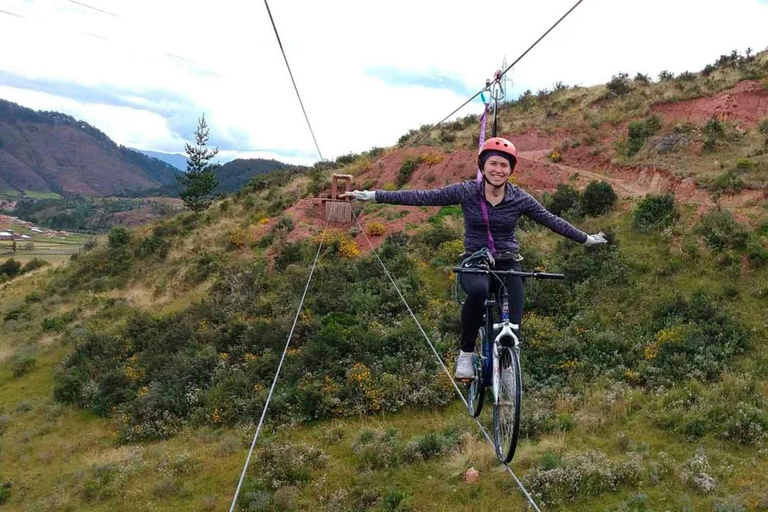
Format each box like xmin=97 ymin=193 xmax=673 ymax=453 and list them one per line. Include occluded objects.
xmin=452 ymin=267 xmax=565 ymax=280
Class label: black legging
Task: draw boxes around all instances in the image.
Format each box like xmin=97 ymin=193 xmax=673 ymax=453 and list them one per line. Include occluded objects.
xmin=460 ymin=259 xmax=524 ymax=353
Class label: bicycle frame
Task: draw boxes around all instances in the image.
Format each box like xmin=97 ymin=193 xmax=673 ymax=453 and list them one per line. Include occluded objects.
xmin=455 ymin=266 xmax=564 ymax=392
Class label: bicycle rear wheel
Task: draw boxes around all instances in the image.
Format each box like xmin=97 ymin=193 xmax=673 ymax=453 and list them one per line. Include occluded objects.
xmin=467 ymin=328 xmax=486 ymax=418
xmin=493 ymin=346 xmax=521 ymax=463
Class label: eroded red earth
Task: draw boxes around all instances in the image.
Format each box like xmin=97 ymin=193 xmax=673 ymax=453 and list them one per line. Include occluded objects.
xmin=275 ymin=80 xmax=767 ymax=254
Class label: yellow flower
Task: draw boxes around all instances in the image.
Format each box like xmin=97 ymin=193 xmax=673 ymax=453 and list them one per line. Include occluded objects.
xmin=555 ymin=359 xmax=577 ymax=370
xmin=366 ymin=221 xmax=386 ymax=237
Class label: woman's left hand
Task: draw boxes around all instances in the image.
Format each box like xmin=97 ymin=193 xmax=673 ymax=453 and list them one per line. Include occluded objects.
xmin=584 ymin=232 xmax=607 ymax=247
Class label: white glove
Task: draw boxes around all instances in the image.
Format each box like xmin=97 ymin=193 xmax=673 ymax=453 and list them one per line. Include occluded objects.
xmin=342 ymin=190 xmax=376 ymax=201
xmin=584 ymin=232 xmax=607 ymax=247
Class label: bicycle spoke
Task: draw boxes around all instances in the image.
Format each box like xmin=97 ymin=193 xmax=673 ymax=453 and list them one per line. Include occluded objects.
xmin=494 ymin=347 xmax=521 ymax=463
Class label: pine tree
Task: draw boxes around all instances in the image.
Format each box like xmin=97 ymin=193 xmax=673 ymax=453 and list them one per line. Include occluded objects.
xmin=178 ymin=114 xmax=219 ymax=214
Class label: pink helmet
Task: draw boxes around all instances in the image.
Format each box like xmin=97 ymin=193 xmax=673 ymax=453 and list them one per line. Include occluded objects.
xmin=478 ymin=137 xmax=518 ymax=170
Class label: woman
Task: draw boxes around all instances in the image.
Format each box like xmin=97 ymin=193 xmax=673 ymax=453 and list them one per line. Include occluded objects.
xmin=344 ymin=137 xmax=606 ymax=379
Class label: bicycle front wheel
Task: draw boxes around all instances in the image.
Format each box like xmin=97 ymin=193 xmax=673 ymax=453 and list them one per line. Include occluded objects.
xmin=493 ymin=346 xmax=522 ymax=463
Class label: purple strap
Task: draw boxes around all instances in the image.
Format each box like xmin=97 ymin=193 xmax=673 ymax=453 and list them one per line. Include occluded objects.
xmin=476 ymin=104 xmax=497 ymax=255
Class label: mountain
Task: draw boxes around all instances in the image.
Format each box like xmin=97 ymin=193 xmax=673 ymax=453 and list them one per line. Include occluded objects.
xmin=136 ymin=150 xmax=188 ymax=171
xmin=0 ymin=99 xmax=181 ymax=197
xmin=214 ymin=157 xmax=287 ymax=193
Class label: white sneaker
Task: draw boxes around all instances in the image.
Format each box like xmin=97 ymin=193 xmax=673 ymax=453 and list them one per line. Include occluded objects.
xmin=454 ymin=350 xmax=475 ymax=380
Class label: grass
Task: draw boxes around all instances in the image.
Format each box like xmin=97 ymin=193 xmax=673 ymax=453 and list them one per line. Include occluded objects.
xmin=0 ymin=235 xmax=90 ymax=265
xmin=2 ymin=51 xmax=768 ymax=511
xmin=20 ymin=190 xmax=62 ymax=200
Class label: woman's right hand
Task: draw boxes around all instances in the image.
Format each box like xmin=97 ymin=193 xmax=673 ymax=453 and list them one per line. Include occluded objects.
xmin=341 ymin=190 xmax=376 ymax=201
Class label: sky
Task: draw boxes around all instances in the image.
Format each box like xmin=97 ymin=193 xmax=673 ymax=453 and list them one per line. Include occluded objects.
xmin=0 ymin=0 xmax=767 ymax=165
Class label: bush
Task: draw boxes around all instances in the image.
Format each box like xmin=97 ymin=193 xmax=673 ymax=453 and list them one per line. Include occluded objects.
xmin=0 ymin=483 xmax=10 ymax=504
xmin=632 ymin=194 xmax=679 ymax=232
xmin=10 ymin=348 xmax=37 ymax=377
xmin=633 ymin=72 xmax=650 ymax=84
xmin=696 ymin=211 xmax=749 ymax=251
xmin=108 ymin=227 xmax=131 ymax=249
xmin=548 ymin=151 xmax=562 ymax=163
xmin=655 ymin=376 xmax=767 ymax=445
xmin=524 ymin=450 xmax=644 ymax=506
xmin=606 ymin=73 xmax=631 ymax=95
xmin=546 ymin=184 xmax=581 ymax=217
xmin=627 ymin=116 xmax=662 ymax=156
xmin=0 ymin=258 xmax=22 ymax=277
xmin=397 ymin=157 xmax=423 ymax=187
xmin=22 ymin=258 xmax=49 ymax=273
xmin=228 ymin=228 xmax=247 ymax=249
xmin=658 ymin=70 xmax=675 ymax=81
xmin=366 ymin=221 xmax=386 ymax=237
xmin=758 ymin=118 xmax=768 ymax=136
xmin=735 ymin=158 xmax=754 ymax=172
xmin=705 ymin=117 xmax=725 ymax=138
xmin=747 ymin=238 xmax=768 ymax=267
xmin=644 ymin=292 xmax=750 ymax=384
xmin=580 ymin=181 xmax=617 ymax=216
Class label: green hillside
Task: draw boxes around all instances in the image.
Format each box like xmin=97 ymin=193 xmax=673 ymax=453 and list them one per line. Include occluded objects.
xmin=2 ymin=50 xmax=768 ymax=511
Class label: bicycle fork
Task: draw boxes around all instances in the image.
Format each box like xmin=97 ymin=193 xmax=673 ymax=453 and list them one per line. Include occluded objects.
xmin=492 ymin=322 xmax=519 ymax=405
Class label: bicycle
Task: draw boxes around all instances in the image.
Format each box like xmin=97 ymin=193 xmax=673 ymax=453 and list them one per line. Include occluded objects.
xmin=453 ymin=266 xmax=565 ymax=463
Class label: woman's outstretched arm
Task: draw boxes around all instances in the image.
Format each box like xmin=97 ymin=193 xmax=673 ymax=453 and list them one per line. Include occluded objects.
xmin=520 ymin=190 xmax=589 ymax=243
xmin=374 ymin=181 xmax=474 ymax=206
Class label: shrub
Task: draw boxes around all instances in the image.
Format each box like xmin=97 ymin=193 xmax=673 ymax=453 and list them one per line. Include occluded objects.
xmin=655 ymin=376 xmax=767 ymax=445
xmin=747 ymin=238 xmax=768 ymax=267
xmin=433 ymin=239 xmax=465 ymax=266
xmin=696 ymin=211 xmax=749 ymax=251
xmin=366 ymin=221 xmax=386 ymax=237
xmin=83 ymin=237 xmax=97 ymax=251
xmin=580 ymin=181 xmax=617 ymax=216
xmin=633 ymin=72 xmax=650 ymax=84
xmin=22 ymin=258 xmax=48 ymax=273
xmin=0 ymin=483 xmax=10 ymax=504
xmin=108 ymin=227 xmax=131 ymax=249
xmin=524 ymin=450 xmax=644 ymax=506
xmin=705 ymin=117 xmax=725 ymax=138
xmin=0 ymin=258 xmax=22 ymax=277
xmin=228 ymin=228 xmax=247 ymax=249
xmin=627 ymin=116 xmax=662 ymax=156
xmin=632 ymin=194 xmax=679 ymax=231
xmin=758 ymin=118 xmax=768 ymax=136
xmin=397 ymin=157 xmax=423 ymax=187
xmin=658 ymin=70 xmax=675 ymax=81
xmin=10 ymin=348 xmax=37 ymax=377
xmin=547 ymin=184 xmax=581 ymax=217
xmin=548 ymin=151 xmax=562 ymax=163
xmin=644 ymin=292 xmax=750 ymax=383
xmin=709 ymin=171 xmax=745 ymax=202
xmin=735 ymin=158 xmax=754 ymax=172
xmin=606 ymin=73 xmax=631 ymax=95
xmin=421 ymin=151 xmax=443 ymax=165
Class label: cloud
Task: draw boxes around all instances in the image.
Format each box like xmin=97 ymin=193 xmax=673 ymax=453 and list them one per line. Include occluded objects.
xmin=1 ymin=0 xmax=767 ymax=164
xmin=366 ymin=66 xmax=475 ymax=97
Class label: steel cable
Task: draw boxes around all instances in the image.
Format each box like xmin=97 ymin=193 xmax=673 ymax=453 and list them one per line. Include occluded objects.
xmin=381 ymin=0 xmax=585 ymax=165
xmin=228 ymin=216 xmax=331 ymax=512
xmin=352 ymin=209 xmax=541 ymax=512
xmin=263 ymin=0 xmax=324 ymax=161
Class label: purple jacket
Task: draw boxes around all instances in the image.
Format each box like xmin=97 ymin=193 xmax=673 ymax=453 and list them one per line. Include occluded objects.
xmin=376 ymin=181 xmax=588 ymax=253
